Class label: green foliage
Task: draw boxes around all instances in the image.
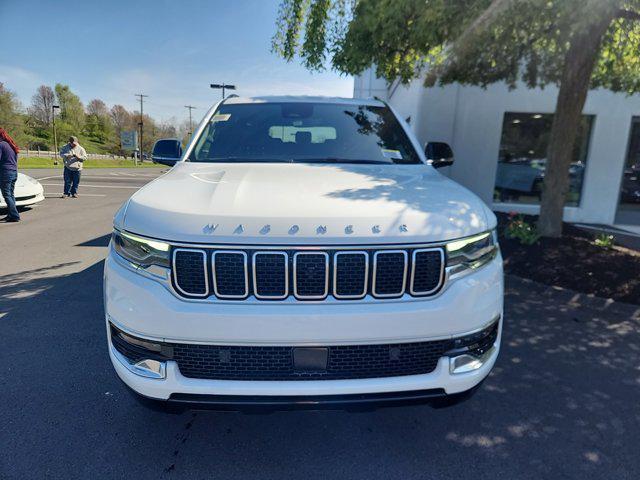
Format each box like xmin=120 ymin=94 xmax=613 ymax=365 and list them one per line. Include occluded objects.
xmin=0 ymin=83 xmax=26 ymax=144
xmin=55 ymin=83 xmax=85 ymax=132
xmin=273 ymin=0 xmax=640 ymax=93
xmin=504 ymin=214 xmax=541 ymax=245
xmin=593 ymin=233 xmax=615 ymax=248
xmin=0 ymin=83 xmax=178 ymax=156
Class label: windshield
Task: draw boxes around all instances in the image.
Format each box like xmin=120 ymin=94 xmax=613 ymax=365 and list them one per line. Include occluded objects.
xmin=189 ymin=102 xmax=421 ymax=164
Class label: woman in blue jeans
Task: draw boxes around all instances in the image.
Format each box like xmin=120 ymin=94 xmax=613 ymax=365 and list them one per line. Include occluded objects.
xmin=0 ymin=127 xmax=20 ymax=223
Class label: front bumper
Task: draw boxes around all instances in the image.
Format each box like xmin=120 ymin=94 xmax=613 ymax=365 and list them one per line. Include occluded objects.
xmin=0 ymin=190 xmax=44 ymax=207
xmin=105 ymin=247 xmax=503 ymax=405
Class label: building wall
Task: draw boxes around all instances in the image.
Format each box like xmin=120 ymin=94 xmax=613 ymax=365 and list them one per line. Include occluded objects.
xmin=355 ymin=69 xmax=640 ymax=225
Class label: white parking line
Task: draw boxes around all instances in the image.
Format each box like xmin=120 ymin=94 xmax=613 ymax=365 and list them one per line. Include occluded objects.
xmin=44 ymin=193 xmax=107 ymax=197
xmin=40 ymin=183 xmax=140 ymax=189
xmin=34 ymin=175 xmax=62 ymax=181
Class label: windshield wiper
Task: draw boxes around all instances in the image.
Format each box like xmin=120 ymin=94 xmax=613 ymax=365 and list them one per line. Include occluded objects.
xmin=290 ymin=157 xmax=392 ymax=164
xmin=197 ymin=157 xmax=292 ymax=163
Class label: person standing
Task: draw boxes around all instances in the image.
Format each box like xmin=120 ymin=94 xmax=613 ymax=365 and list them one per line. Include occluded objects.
xmin=60 ymin=136 xmax=87 ymax=198
xmin=0 ymin=127 xmax=20 ymax=223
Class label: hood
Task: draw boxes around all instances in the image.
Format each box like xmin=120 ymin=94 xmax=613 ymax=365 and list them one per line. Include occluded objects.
xmin=122 ymin=162 xmax=494 ymax=245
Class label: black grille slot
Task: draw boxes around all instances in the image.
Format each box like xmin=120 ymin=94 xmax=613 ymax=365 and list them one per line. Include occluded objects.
xmin=411 ymin=249 xmax=444 ymax=294
xmin=334 ymin=252 xmax=367 ymax=298
xmin=373 ymin=251 xmax=407 ymax=297
xmin=294 ymin=253 xmax=328 ymax=299
xmin=172 ymin=340 xmax=450 ymax=381
xmin=173 ymin=249 xmax=208 ymax=296
xmin=253 ymin=252 xmax=288 ymax=299
xmin=213 ymin=252 xmax=248 ymax=298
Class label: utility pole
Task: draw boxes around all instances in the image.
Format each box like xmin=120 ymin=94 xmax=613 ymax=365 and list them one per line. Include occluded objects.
xmin=184 ymin=105 xmax=196 ymax=139
xmin=134 ymin=93 xmax=148 ymax=164
xmin=210 ymin=83 xmax=236 ymax=99
xmin=52 ymin=105 xmax=60 ymax=166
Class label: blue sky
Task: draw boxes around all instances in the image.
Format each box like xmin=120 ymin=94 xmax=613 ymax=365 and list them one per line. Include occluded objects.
xmin=0 ymin=0 xmax=353 ymax=124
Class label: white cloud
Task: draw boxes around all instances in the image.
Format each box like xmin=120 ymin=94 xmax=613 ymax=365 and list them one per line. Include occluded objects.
xmin=0 ymin=65 xmax=44 ymax=109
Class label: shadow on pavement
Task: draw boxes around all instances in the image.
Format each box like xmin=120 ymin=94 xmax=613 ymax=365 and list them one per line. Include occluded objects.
xmin=1 ymin=262 xmax=639 ymax=480
xmin=76 ymin=233 xmax=112 ymax=247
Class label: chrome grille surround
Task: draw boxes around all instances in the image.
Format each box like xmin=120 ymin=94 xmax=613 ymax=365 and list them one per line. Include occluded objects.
xmin=172 ymin=248 xmax=209 ymax=298
xmin=252 ymin=251 xmax=289 ymax=300
xmin=372 ymin=250 xmax=408 ymax=298
xmin=410 ymin=248 xmax=446 ymax=296
xmin=293 ymin=252 xmax=330 ymax=300
xmin=333 ymin=251 xmax=369 ymax=300
xmin=167 ymin=242 xmax=448 ymax=302
xmin=212 ymin=250 xmax=249 ymax=299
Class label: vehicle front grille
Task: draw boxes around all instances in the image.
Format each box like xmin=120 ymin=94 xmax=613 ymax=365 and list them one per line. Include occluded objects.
xmin=110 ymin=320 xmax=499 ymax=382
xmin=171 ymin=246 xmax=444 ymax=301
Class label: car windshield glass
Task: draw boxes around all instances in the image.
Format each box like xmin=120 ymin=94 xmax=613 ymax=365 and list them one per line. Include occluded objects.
xmin=189 ymin=102 xmax=421 ymax=164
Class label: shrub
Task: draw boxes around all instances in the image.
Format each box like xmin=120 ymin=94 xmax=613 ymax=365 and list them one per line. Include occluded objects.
xmin=593 ymin=233 xmax=614 ymax=248
xmin=504 ymin=214 xmax=540 ymax=246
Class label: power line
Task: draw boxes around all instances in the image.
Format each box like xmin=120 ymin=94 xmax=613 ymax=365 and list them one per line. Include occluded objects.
xmin=184 ymin=105 xmax=196 ymax=138
xmin=134 ymin=93 xmax=148 ymax=162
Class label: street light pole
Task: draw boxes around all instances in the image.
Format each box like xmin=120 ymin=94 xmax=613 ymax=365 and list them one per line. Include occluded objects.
xmin=52 ymin=105 xmax=60 ymax=166
xmin=210 ymin=83 xmax=236 ymax=99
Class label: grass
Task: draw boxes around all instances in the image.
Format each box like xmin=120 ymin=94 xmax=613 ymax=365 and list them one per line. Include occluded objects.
xmin=18 ymin=157 xmax=160 ymax=169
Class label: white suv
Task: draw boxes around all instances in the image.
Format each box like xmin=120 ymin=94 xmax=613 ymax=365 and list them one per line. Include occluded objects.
xmin=104 ymin=96 xmax=503 ymax=411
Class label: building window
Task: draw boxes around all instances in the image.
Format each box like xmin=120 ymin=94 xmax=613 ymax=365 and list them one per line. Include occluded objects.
xmin=494 ymin=112 xmax=594 ymax=206
xmin=619 ymin=117 xmax=640 ymax=210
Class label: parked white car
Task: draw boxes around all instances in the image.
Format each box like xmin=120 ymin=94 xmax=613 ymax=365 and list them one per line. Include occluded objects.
xmin=0 ymin=172 xmax=45 ymax=209
xmin=105 ymin=96 xmax=503 ymax=412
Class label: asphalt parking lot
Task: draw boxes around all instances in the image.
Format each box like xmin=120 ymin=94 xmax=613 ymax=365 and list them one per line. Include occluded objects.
xmin=1 ymin=168 xmax=639 ymax=479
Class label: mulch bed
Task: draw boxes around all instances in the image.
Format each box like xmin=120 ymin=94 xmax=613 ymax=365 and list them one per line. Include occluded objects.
xmin=496 ymin=213 xmax=640 ymax=305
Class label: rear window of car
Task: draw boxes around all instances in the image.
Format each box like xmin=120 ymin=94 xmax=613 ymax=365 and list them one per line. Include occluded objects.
xmin=189 ymin=102 xmax=421 ymax=165
xmin=153 ymin=140 xmax=181 ymax=157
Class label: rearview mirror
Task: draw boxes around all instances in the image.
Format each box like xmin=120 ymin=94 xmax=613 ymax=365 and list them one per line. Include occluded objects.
xmin=425 ymin=142 xmax=454 ymax=169
xmin=152 ymin=139 xmax=183 ymax=166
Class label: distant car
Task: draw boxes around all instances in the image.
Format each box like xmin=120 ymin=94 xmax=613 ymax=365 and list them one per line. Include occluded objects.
xmin=151 ymin=138 xmax=183 ymax=166
xmin=0 ymin=172 xmax=44 ymax=210
xmin=495 ymin=157 xmax=585 ymax=202
xmin=620 ymin=166 xmax=640 ymax=203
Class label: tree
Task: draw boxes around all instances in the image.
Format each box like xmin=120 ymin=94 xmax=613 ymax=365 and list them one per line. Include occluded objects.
xmin=85 ymin=99 xmax=112 ymax=143
xmin=110 ymin=104 xmax=132 ymax=141
xmin=87 ymin=98 xmax=109 ymax=118
xmin=273 ymin=0 xmax=640 ymax=237
xmin=0 ymin=83 xmax=21 ymax=127
xmin=29 ymin=85 xmax=55 ymax=126
xmin=54 ymin=83 xmax=85 ymax=132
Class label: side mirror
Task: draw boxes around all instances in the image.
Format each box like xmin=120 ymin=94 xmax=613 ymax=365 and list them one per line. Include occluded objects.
xmin=152 ymin=139 xmax=183 ymax=166
xmin=425 ymin=141 xmax=454 ymax=169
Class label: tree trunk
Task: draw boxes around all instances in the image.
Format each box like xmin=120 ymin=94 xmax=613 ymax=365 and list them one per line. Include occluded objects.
xmin=537 ymin=12 xmax=617 ymax=238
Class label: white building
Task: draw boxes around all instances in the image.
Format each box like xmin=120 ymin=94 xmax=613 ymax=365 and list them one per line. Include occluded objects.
xmin=354 ymin=69 xmax=640 ymax=228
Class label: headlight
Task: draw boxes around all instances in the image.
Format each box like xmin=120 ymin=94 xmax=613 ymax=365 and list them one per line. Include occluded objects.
xmin=112 ymin=230 xmax=170 ymax=268
xmin=446 ymin=230 xmax=498 ymax=275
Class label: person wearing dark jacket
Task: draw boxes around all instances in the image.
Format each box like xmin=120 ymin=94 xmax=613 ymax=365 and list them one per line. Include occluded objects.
xmin=0 ymin=127 xmax=20 ymax=223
